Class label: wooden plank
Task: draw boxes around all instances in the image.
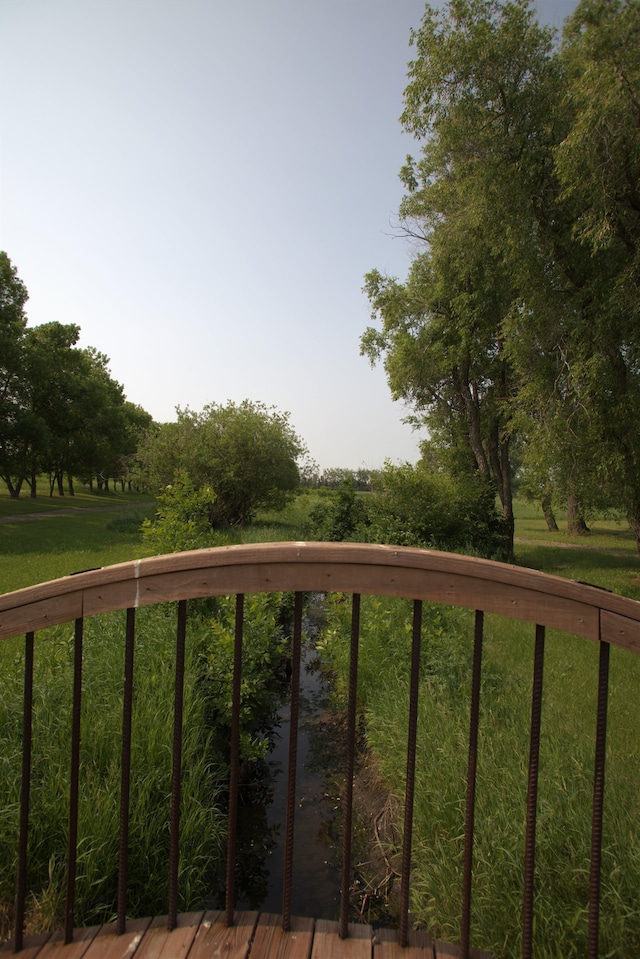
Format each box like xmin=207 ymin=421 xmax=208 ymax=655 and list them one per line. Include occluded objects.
xmin=3 ymin=541 xmax=640 ymax=643
xmin=373 ymin=926 xmax=433 ymax=959
xmin=36 ymin=926 xmax=101 ymax=959
xmin=0 ymin=932 xmax=52 ymax=958
xmin=0 ymin=592 xmax=83 ymax=642
xmin=250 ymin=914 xmax=314 ymax=959
xmin=601 ymin=609 xmax=640 ymax=654
xmin=132 ymin=912 xmax=204 ymax=959
xmin=310 ymin=920 xmax=372 ymax=959
xmin=188 ymin=911 xmax=257 ymax=959
xmin=81 ymin=918 xmax=152 ymax=959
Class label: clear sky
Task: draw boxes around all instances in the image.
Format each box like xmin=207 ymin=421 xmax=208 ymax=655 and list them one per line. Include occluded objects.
xmin=1 ymin=0 xmax=578 ymax=472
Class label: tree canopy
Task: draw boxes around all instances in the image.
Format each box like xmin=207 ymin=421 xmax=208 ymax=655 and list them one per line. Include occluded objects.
xmin=136 ymin=400 xmax=305 ymax=527
xmin=363 ymin=0 xmax=640 ymax=551
xmin=0 ymin=253 xmax=152 ymax=498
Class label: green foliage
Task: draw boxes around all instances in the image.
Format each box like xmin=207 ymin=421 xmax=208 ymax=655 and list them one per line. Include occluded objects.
xmin=137 ymin=400 xmax=304 ymax=528
xmin=0 ymin=607 xmax=226 ymax=931
xmin=365 ymin=0 xmax=640 ymax=552
xmin=318 ymin=591 xmax=640 ymax=956
xmin=141 ymin=473 xmax=225 ymax=553
xmin=365 ymin=460 xmax=508 ymax=559
xmin=305 ymin=478 xmax=369 ymax=541
xmin=201 ymin=593 xmax=292 ymax=762
xmin=0 ymin=254 xmax=153 ymax=499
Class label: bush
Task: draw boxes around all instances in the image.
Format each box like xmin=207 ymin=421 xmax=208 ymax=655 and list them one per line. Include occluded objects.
xmin=141 ymin=473 xmax=225 ymax=553
xmin=304 ymin=478 xmax=369 ymax=541
xmin=365 ymin=461 xmax=508 ymax=558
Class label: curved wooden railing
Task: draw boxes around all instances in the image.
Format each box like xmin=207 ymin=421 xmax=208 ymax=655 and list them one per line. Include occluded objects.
xmin=2 ymin=542 xmax=640 ymax=959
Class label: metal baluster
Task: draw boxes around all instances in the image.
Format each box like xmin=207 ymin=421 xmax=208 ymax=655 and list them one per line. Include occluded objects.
xmin=399 ymin=600 xmax=423 ymax=947
xmin=282 ymin=592 xmax=303 ymax=931
xmin=522 ymin=625 xmax=545 ymax=959
xmin=117 ymin=608 xmax=136 ymax=934
xmin=168 ymin=600 xmax=187 ymax=930
xmin=460 ymin=610 xmax=484 ymax=959
xmin=225 ymin=594 xmax=244 ymax=927
xmin=64 ymin=618 xmax=84 ymax=944
xmin=339 ymin=593 xmax=360 ymax=939
xmin=14 ymin=631 xmax=34 ymax=952
xmin=588 ymin=640 xmax=610 ymax=959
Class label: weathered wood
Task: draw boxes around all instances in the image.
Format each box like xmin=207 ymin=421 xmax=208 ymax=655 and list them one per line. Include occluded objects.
xmin=132 ymin=913 xmax=203 ymax=959
xmin=600 ymin=609 xmax=640 ymax=654
xmin=310 ymin=920 xmax=372 ymax=959
xmin=0 ymin=914 xmax=495 ymax=959
xmin=251 ymin=914 xmax=314 ymax=959
xmin=36 ymin=926 xmax=100 ymax=959
xmin=81 ymin=919 xmax=152 ymax=959
xmin=0 ymin=932 xmax=52 ymax=958
xmin=2 ymin=542 xmax=640 ymax=648
xmin=188 ymin=911 xmax=257 ymax=959
xmin=374 ymin=926 xmax=433 ymax=959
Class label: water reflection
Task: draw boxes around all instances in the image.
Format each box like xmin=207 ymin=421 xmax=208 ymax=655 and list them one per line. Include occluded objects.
xmin=210 ymin=610 xmax=344 ymax=919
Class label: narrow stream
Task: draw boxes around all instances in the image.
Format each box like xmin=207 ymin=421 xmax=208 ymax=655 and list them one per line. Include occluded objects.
xmin=232 ymin=640 xmax=343 ymax=918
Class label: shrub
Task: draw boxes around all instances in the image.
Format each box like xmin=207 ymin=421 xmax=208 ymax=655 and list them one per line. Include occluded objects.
xmin=365 ymin=461 xmax=507 ymax=558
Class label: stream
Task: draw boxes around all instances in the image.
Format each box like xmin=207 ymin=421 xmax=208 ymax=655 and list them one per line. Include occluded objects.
xmin=233 ymin=641 xmax=343 ymax=918
xmin=210 ymin=596 xmax=346 ymax=919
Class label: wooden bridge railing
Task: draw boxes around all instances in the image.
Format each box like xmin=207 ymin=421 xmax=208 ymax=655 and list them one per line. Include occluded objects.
xmin=1 ymin=542 xmax=640 ymax=958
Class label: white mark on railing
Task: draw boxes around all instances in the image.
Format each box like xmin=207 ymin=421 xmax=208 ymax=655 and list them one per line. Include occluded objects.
xmin=134 ymin=561 xmax=141 ymax=609
xmin=127 ymin=933 xmax=143 ymax=952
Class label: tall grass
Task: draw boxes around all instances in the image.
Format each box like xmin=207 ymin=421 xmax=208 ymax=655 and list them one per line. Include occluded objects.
xmin=0 ymin=606 xmax=226 ymax=935
xmin=319 ymin=592 xmax=640 ymax=957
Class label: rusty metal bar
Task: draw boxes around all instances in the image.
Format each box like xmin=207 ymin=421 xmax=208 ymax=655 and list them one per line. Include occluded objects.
xmin=168 ymin=600 xmax=187 ymax=931
xmin=117 ymin=608 xmax=136 ymax=934
xmin=522 ymin=624 xmax=545 ymax=959
xmin=225 ymin=593 xmax=244 ymax=927
xmin=460 ymin=610 xmax=484 ymax=959
xmin=282 ymin=592 xmax=303 ymax=932
xmin=14 ymin=631 xmax=34 ymax=953
xmin=339 ymin=592 xmax=361 ymax=939
xmin=588 ymin=639 xmax=610 ymax=959
xmin=64 ymin=618 xmax=84 ymax=944
xmin=399 ymin=600 xmax=423 ymax=947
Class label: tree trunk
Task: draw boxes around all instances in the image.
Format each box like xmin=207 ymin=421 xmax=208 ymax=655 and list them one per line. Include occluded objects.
xmin=56 ymin=471 xmax=65 ymax=496
xmin=30 ymin=470 xmax=37 ymax=498
xmin=567 ymin=492 xmax=589 ymax=534
xmin=541 ymin=493 xmax=559 ymax=532
xmin=67 ymin=473 xmax=75 ymax=496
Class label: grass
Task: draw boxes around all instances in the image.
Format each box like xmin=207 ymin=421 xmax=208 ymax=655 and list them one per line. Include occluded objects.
xmin=316 ymin=502 xmax=640 ymax=958
xmin=2 ymin=491 xmax=640 ymax=953
xmin=0 ymin=607 xmax=226 ymax=935
xmin=0 ymin=488 xmax=309 ymax=939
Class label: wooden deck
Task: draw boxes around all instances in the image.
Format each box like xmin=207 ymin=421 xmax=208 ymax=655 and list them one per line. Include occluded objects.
xmin=1 ymin=913 xmax=493 ymax=959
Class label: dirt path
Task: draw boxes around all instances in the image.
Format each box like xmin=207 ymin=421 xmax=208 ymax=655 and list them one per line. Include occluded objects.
xmin=0 ymin=503 xmax=150 ymax=524
xmin=514 ymin=536 xmax=637 ymax=558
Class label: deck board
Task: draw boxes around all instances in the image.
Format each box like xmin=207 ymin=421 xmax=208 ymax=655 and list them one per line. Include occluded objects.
xmin=1 ymin=913 xmax=494 ymax=959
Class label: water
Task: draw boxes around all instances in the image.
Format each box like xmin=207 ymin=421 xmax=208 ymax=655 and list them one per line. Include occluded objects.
xmin=231 ymin=639 xmax=343 ymax=919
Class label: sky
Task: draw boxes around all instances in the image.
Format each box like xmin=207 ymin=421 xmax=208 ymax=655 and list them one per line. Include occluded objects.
xmin=1 ymin=0 xmax=578 ymax=472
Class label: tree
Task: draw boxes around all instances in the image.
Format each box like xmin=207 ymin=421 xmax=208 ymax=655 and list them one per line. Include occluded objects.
xmin=0 ymin=253 xmax=31 ymax=498
xmin=363 ymin=0 xmax=561 ymax=554
xmin=503 ymin=0 xmax=640 ymax=545
xmin=137 ymin=400 xmax=304 ymax=527
xmin=555 ymin=0 xmax=640 ymax=544
xmin=0 ymin=254 xmax=153 ymax=499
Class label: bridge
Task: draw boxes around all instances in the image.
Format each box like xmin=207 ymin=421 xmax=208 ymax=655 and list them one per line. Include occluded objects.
xmin=1 ymin=542 xmax=639 ymax=958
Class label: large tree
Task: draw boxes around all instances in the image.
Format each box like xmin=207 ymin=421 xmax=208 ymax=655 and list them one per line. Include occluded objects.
xmin=364 ymin=0 xmax=640 ymax=548
xmin=137 ymin=400 xmax=304 ymax=527
xmin=0 ymin=253 xmax=152 ymax=499
xmin=363 ymin=0 xmax=560 ymax=553
xmin=0 ymin=253 xmax=32 ymax=497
